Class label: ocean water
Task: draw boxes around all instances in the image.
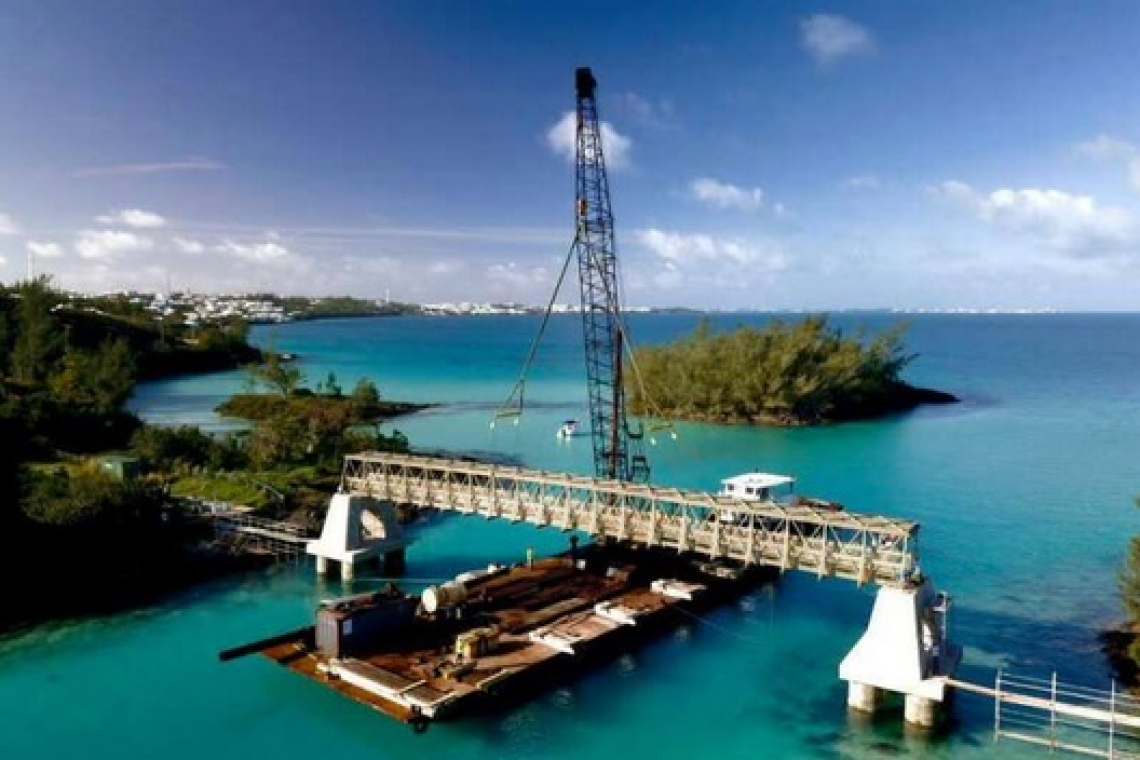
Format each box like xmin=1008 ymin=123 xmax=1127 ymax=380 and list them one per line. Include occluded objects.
xmin=6 ymin=312 xmax=1140 ymax=759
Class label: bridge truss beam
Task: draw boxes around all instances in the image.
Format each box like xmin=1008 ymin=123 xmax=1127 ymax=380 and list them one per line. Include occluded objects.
xmin=340 ymin=453 xmax=919 ymax=587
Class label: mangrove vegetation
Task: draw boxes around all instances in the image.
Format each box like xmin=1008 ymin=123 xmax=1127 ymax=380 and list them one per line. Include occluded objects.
xmin=0 ymin=277 xmax=418 ymax=630
xmin=628 ymin=316 xmax=956 ymax=425
xmin=1103 ymin=498 xmax=1140 ymax=688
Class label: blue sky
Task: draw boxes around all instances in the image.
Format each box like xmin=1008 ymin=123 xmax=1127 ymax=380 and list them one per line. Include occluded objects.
xmin=2 ymin=1 xmax=1140 ymax=310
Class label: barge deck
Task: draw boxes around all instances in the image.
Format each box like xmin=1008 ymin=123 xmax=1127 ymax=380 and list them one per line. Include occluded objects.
xmin=234 ymin=543 xmax=769 ymax=728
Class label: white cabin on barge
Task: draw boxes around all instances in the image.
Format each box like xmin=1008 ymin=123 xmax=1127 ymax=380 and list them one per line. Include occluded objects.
xmin=716 ymin=470 xmax=844 ymax=523
xmin=718 ymin=471 xmax=796 ymax=503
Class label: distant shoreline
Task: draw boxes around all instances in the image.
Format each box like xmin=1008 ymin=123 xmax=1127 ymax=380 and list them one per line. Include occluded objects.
xmin=265 ymin=308 xmax=1140 ymax=321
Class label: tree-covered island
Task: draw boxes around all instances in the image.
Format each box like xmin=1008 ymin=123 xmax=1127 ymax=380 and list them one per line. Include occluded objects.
xmin=0 ymin=278 xmax=420 ymax=631
xmin=628 ymin=316 xmax=957 ymax=425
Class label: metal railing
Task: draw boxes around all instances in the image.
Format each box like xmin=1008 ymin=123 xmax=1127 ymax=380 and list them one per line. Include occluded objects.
xmin=949 ymin=670 xmax=1140 ymax=758
xmin=209 ymin=510 xmax=314 ymax=560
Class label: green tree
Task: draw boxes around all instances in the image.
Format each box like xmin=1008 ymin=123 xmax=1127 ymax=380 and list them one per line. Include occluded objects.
xmin=628 ymin=315 xmax=918 ymax=425
xmin=21 ymin=464 xmax=166 ymax=529
xmin=247 ymin=349 xmax=303 ymax=396
xmin=1122 ymin=499 xmax=1140 ymax=622
xmin=130 ymin=424 xmax=217 ymax=472
xmin=0 ymin=305 xmax=13 ymax=378
xmin=0 ymin=412 xmax=25 ymax=534
xmin=246 ymin=408 xmax=310 ymax=467
xmin=47 ymin=346 xmax=87 ymax=403
xmin=1119 ymin=497 xmax=1140 ymax=669
xmin=343 ymin=427 xmax=409 ymax=456
xmin=350 ymin=377 xmax=381 ymax=412
xmin=320 ymin=372 xmax=343 ymax=397
xmin=88 ymin=337 xmax=137 ymax=413
xmin=47 ymin=338 xmax=136 ymax=414
xmin=10 ymin=276 xmax=64 ymax=387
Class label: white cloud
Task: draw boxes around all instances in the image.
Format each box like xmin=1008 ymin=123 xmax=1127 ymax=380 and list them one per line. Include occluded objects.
xmin=843 ymin=174 xmax=881 ymax=191
xmin=485 ymin=262 xmax=551 ymax=289
xmin=801 ymin=14 xmax=875 ymax=65
xmin=74 ymin=230 xmax=154 ymax=260
xmin=930 ymin=180 xmax=1140 ymax=258
xmin=97 ymin=208 xmax=167 ymax=228
xmin=0 ymin=213 xmax=17 ymax=234
xmin=929 ymin=180 xmax=976 ymax=205
xmin=1077 ymin=135 xmax=1135 ymax=161
xmin=547 ymin=111 xmax=633 ymax=170
xmin=1076 ymin=135 xmax=1140 ymax=192
xmin=622 ymin=91 xmax=675 ymax=128
xmin=215 ymin=238 xmax=295 ymax=264
xmin=428 ymin=260 xmax=463 ymax=275
xmin=689 ymin=177 xmax=765 ymax=213
xmin=75 ymin=159 xmax=225 ymax=177
xmin=173 ymin=237 xmax=205 ymax=254
xmin=634 ymin=228 xmax=788 ymax=270
xmin=27 ymin=241 xmax=64 ymax=259
xmin=650 ymin=261 xmax=684 ymax=290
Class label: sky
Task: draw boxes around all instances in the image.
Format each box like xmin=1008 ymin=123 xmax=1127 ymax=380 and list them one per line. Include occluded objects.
xmin=2 ymin=1 xmax=1140 ymax=311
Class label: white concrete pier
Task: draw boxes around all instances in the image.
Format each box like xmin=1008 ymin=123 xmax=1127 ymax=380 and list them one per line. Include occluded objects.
xmin=306 ymin=493 xmax=409 ymax=581
xmin=839 ymin=576 xmax=960 ymax=728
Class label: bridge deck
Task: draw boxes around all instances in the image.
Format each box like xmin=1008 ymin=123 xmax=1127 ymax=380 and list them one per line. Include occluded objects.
xmin=339 ymin=452 xmax=919 ymax=586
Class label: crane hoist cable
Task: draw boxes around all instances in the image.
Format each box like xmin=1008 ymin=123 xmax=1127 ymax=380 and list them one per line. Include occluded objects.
xmin=490 ymin=234 xmax=579 ymax=428
xmin=584 ymin=218 xmax=676 ymax=445
xmin=493 ymin=66 xmax=676 ymax=461
xmin=612 ymin=312 xmax=677 ymax=444
xmin=490 ymin=232 xmax=675 ymax=444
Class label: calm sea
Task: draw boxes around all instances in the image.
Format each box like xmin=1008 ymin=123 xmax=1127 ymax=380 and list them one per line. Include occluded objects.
xmin=4 ymin=312 xmax=1139 ymax=759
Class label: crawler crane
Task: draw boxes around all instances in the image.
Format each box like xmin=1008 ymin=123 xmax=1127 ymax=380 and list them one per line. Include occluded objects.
xmin=571 ymin=67 xmax=649 ymax=483
xmin=496 ymin=67 xmax=652 ymax=483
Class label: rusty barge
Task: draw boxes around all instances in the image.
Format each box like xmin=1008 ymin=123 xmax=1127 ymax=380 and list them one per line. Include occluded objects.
xmin=223 ymin=541 xmax=771 ymax=729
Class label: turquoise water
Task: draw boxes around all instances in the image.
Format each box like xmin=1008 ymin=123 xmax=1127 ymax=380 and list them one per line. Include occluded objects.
xmin=6 ymin=312 xmax=1140 ymax=759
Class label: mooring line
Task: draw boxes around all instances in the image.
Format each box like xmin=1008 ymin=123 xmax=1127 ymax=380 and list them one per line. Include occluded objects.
xmin=673 ymin=603 xmax=771 ymax=646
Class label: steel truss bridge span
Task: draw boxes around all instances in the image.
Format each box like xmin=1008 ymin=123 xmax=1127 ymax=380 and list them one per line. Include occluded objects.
xmin=340 ymin=453 xmax=919 ymax=587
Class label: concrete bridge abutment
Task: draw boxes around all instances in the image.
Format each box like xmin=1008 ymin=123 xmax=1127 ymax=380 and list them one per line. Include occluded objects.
xmin=307 ymin=493 xmax=409 ymax=582
xmin=839 ymin=576 xmax=960 ymax=729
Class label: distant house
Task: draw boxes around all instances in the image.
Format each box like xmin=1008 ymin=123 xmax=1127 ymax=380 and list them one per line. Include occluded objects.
xmin=97 ymin=454 xmax=141 ymax=482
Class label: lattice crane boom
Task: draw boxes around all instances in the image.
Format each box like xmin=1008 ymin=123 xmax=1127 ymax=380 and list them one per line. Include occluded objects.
xmin=573 ymin=67 xmax=649 ymax=483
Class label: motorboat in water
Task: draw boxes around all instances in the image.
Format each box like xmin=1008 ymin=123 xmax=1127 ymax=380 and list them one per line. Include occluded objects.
xmin=557 ymin=419 xmax=579 ymax=438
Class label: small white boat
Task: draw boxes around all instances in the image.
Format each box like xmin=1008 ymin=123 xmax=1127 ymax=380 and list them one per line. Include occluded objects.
xmin=557 ymin=419 xmax=579 ymax=438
